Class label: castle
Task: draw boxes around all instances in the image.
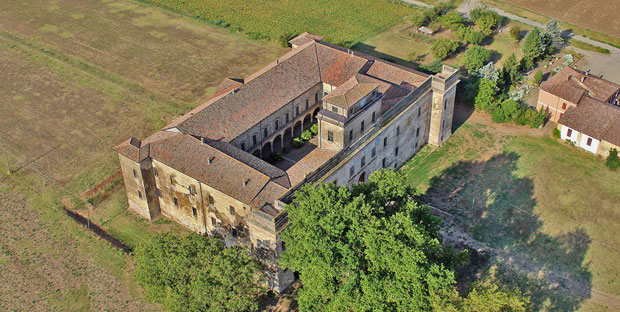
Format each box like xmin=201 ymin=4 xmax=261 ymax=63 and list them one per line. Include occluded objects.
xmin=114 ymin=33 xmax=459 ymax=291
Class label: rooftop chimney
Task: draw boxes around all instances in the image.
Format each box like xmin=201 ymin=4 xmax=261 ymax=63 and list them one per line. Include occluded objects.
xmin=208 ymin=156 xmax=215 ymax=164
xmin=276 ymin=58 xmax=279 ymax=65
xmin=581 ymin=76 xmax=586 ymax=83
xmin=201 ymin=137 xmax=205 ymax=145
xmin=243 ymin=179 xmax=249 ymax=187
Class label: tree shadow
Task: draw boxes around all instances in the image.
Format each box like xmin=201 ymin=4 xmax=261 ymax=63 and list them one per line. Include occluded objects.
xmin=425 ymin=152 xmax=592 ymax=311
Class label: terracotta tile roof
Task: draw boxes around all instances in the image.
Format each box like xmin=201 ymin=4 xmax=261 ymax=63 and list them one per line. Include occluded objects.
xmin=602 ymin=118 xmax=620 ymax=147
xmin=288 ymin=32 xmax=324 ymax=47
xmin=355 ymin=73 xmax=410 ymax=113
xmin=150 ymin=134 xmax=289 ymax=205
xmin=322 ymin=76 xmax=379 ymax=108
xmin=174 ymin=43 xmax=322 ymax=140
xmin=541 ymin=67 xmax=620 ymax=103
xmin=211 ymin=78 xmax=243 ymax=99
xmin=286 ymin=148 xmax=337 ymax=186
xmin=558 ymin=96 xmax=620 ymax=142
xmin=365 ymin=60 xmax=428 ymax=91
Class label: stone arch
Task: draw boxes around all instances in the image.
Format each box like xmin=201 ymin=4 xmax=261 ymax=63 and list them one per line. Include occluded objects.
xmin=293 ymin=121 xmax=302 ymax=137
xmin=283 ymin=127 xmax=293 ymax=149
xmin=303 ymin=114 xmax=312 ymax=130
xmin=261 ymin=141 xmax=272 ymax=159
xmin=273 ymin=134 xmax=283 ymax=152
xmin=252 ymin=149 xmax=261 ymax=158
xmin=313 ymin=107 xmax=321 ymax=121
xmin=358 ymin=171 xmax=366 ymax=183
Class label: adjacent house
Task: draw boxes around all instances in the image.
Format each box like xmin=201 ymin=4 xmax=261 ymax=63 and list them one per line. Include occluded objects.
xmin=114 ymin=33 xmax=459 ymax=292
xmin=537 ymin=66 xmax=620 ymax=158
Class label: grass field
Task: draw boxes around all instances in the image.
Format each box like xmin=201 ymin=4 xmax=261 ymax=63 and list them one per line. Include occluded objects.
xmin=136 ymin=0 xmax=417 ymax=47
xmin=0 ymin=0 xmax=287 ymax=309
xmin=569 ymin=39 xmax=611 ymax=54
xmin=482 ymin=0 xmax=620 ymax=49
xmin=354 ymin=19 xmax=527 ymax=69
xmin=402 ymin=106 xmax=620 ymax=311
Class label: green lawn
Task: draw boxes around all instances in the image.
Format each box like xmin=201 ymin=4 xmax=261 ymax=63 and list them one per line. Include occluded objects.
xmin=402 ymin=115 xmax=620 ymax=311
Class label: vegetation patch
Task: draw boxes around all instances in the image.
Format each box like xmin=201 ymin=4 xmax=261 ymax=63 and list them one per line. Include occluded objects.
xmin=136 ymin=0 xmax=417 ymax=46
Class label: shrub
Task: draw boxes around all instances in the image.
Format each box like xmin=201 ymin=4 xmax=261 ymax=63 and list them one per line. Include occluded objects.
xmin=431 ymin=38 xmax=459 ymax=60
xmin=606 ymin=148 xmax=620 ymax=171
xmin=266 ymin=152 xmax=282 ymax=163
xmin=410 ymin=12 xmax=427 ymax=27
xmin=462 ymin=46 xmax=491 ymax=71
xmin=510 ymin=26 xmax=521 ymax=41
xmin=466 ymin=30 xmax=485 ymax=45
xmin=292 ymin=137 xmax=304 ymax=148
xmin=534 ymin=70 xmax=543 ymax=85
xmin=552 ymin=128 xmax=561 ymax=138
xmin=470 ymin=9 xmax=502 ymax=35
xmin=527 ymin=108 xmax=546 ymax=128
xmin=301 ymin=129 xmax=312 ymax=141
xmin=310 ymin=123 xmax=318 ymax=135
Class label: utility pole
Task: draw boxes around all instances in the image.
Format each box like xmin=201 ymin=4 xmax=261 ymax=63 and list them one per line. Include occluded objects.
xmin=2 ymin=146 xmax=10 ymax=175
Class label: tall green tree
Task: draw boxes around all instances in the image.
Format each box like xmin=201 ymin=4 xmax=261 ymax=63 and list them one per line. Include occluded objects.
xmin=522 ymin=28 xmax=544 ymax=68
xmin=280 ymin=170 xmax=528 ymax=311
xmin=474 ymin=78 xmax=498 ymax=111
xmin=502 ymin=53 xmax=520 ymax=86
xmin=134 ymin=234 xmax=265 ymax=312
xmin=463 ymin=46 xmax=492 ymax=71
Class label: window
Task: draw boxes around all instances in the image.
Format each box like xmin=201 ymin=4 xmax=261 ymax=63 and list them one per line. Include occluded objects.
xmin=395 ymin=147 xmax=399 ymax=157
xmin=296 ymin=106 xmax=300 ymax=116
xmin=252 ymin=135 xmax=257 ymax=146
xmin=587 ymin=137 xmax=592 ymax=146
xmin=275 ymin=120 xmax=279 ymax=130
xmin=396 ymin=126 xmax=400 ymax=136
xmin=241 ymin=142 xmax=246 ymax=151
xmin=305 ymin=99 xmax=309 ymax=110
xmin=137 ymin=190 xmax=142 ymax=199
xmin=263 ymin=127 xmax=268 ymax=138
xmin=155 ymin=188 xmax=161 ymax=197
xmin=211 ymin=217 xmax=217 ymax=226
xmin=232 ymin=228 xmax=238 ymax=238
xmin=286 ymin=113 xmax=290 ymax=123
xmin=371 ymin=147 xmax=376 ymax=158
xmin=383 ymin=137 xmax=387 ymax=147
xmin=281 ymin=241 xmax=287 ymax=252
xmin=332 ymin=106 xmax=339 ymax=113
xmin=328 ymin=131 xmax=334 ymax=142
xmin=173 ymin=197 xmax=179 ymax=207
xmin=133 ymin=169 xmax=138 ymax=178
xmin=153 ymin=168 xmax=158 ymax=177
xmin=315 ymin=93 xmax=319 ymax=103
xmin=372 ymin=111 xmax=376 ymax=123
xmin=442 ymin=120 xmax=445 ymax=131
xmin=361 ymin=156 xmax=366 ymax=167
xmin=382 ymin=158 xmax=387 ymax=168
xmin=208 ymin=195 xmax=214 ymax=204
xmin=567 ymin=129 xmax=572 ymax=137
xmin=189 ymin=185 xmax=195 ymax=195
xmin=349 ymin=166 xmax=355 ymax=178
xmin=349 ymin=130 xmax=354 ymax=141
xmin=444 ymin=99 xmax=447 ymax=110
xmin=562 ymin=102 xmax=567 ymax=110
xmin=559 ymin=113 xmax=563 ymax=119
xmin=230 ymin=206 xmax=236 ymax=216
xmin=416 ymin=127 xmax=420 ymax=137
xmin=418 ymin=107 xmax=421 ymax=117
xmin=192 ymin=207 xmax=197 ymax=217
xmin=170 ymin=176 xmax=175 ymax=185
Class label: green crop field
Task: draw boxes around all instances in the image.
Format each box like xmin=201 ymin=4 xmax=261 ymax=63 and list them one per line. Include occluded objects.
xmin=137 ymin=0 xmax=417 ymax=46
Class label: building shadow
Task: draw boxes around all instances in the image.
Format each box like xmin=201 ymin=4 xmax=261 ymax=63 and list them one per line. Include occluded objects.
xmin=351 ymin=42 xmax=421 ymax=70
xmin=424 ymin=152 xmax=592 ymax=311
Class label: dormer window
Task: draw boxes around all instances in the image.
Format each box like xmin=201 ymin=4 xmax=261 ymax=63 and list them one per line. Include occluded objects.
xmin=332 ymin=106 xmax=338 ymax=113
xmin=189 ymin=185 xmax=195 ymax=195
xmin=133 ymin=169 xmax=138 ymax=178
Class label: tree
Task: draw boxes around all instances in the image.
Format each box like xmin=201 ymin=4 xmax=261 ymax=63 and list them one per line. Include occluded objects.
xmin=431 ymin=38 xmax=459 ymax=59
xmin=544 ymin=19 xmax=565 ymax=49
xmin=479 ymin=62 xmax=500 ymax=82
xmin=463 ymin=46 xmax=492 ymax=71
xmin=134 ymin=234 xmax=265 ymax=312
xmin=607 ymin=148 xmax=620 ymax=171
xmin=470 ymin=9 xmax=502 ymax=36
xmin=522 ymin=28 xmax=544 ymax=68
xmin=439 ymin=10 xmax=465 ymax=30
xmin=534 ymin=69 xmax=543 ymax=85
xmin=280 ymin=170 xmax=528 ymax=311
xmin=502 ymin=53 xmax=520 ymax=86
xmin=510 ymin=26 xmax=521 ymax=41
xmin=459 ymin=283 xmax=528 ymax=312
xmin=474 ymin=78 xmax=498 ymax=111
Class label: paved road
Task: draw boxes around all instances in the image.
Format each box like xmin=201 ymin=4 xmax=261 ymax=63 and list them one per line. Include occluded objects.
xmin=400 ymin=0 xmax=620 ymax=83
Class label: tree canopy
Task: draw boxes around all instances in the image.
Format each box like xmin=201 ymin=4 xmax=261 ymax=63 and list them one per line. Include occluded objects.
xmin=522 ymin=28 xmax=545 ymax=68
xmin=470 ymin=8 xmax=502 ymax=36
xmin=544 ymin=19 xmax=565 ymax=49
xmin=134 ymin=234 xmax=265 ymax=312
xmin=280 ymin=170 xmax=528 ymax=311
xmin=431 ymin=38 xmax=459 ymax=60
xmin=462 ymin=45 xmax=492 ymax=71
xmin=502 ymin=53 xmax=520 ymax=86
